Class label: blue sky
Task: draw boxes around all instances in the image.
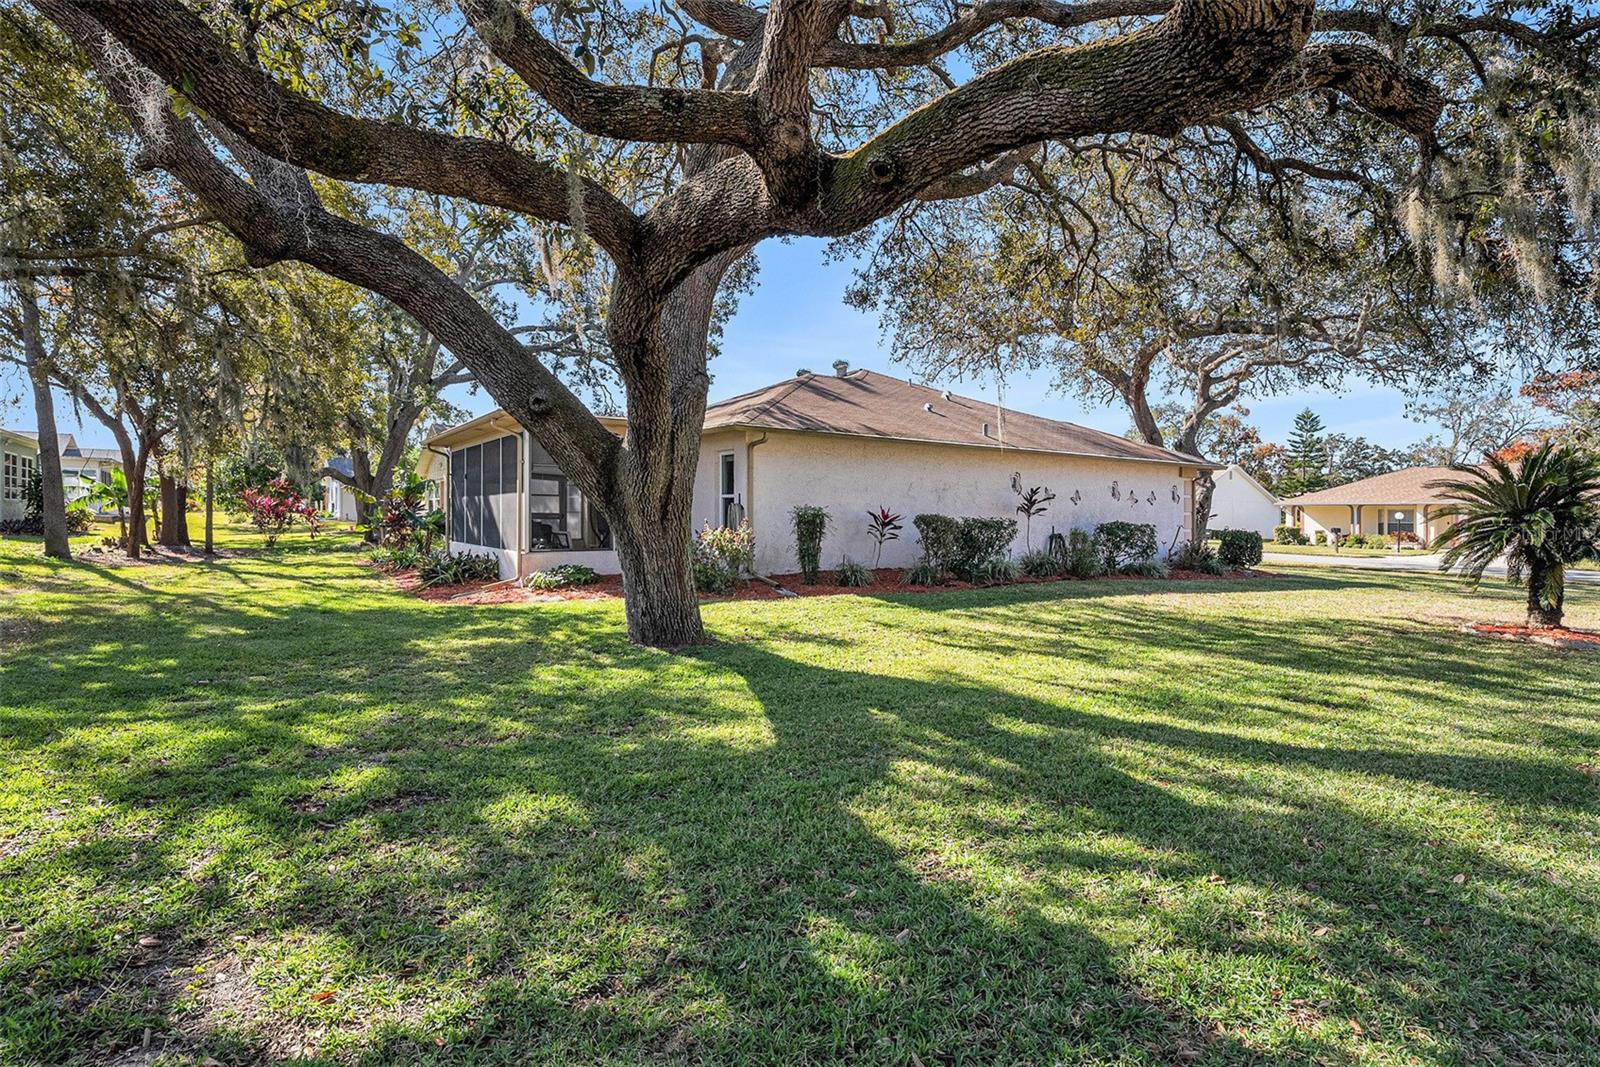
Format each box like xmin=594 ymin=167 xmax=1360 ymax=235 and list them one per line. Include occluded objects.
xmin=5 ymin=239 xmax=1435 ymax=450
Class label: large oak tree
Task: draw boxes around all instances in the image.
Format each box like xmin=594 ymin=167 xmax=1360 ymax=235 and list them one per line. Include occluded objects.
xmin=33 ymin=0 xmax=1589 ymax=644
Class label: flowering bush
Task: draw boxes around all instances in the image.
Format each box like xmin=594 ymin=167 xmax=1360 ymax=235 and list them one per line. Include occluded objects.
xmin=239 ymin=479 xmax=319 ymax=547
xmin=693 ymin=520 xmax=755 ymax=594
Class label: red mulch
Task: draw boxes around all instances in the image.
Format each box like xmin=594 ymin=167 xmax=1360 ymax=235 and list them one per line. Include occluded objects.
xmin=1462 ymin=622 xmax=1600 ymax=649
xmin=380 ymin=563 xmax=1268 ymax=605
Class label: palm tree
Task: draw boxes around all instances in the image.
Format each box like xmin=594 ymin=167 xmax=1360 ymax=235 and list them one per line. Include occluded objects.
xmin=86 ymin=469 xmax=130 ymax=546
xmin=1427 ymin=443 xmax=1600 ymax=629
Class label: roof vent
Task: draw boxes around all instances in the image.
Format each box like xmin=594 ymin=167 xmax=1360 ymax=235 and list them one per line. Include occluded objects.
xmin=982 ymin=422 xmax=991 ymax=438
xmin=923 ymin=402 xmax=935 ymax=413
xmin=941 ymin=390 xmax=951 ymax=401
xmin=832 ymin=359 xmax=850 ymax=377
xmin=796 ymin=367 xmax=812 ymax=376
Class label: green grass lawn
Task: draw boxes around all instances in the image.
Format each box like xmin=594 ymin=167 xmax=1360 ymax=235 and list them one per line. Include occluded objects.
xmin=3 ymin=525 xmax=1599 ymax=1065
xmin=1258 ymin=543 xmax=1411 ymax=558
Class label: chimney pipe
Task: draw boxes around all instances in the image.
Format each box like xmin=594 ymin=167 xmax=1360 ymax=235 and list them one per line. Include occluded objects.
xmin=832 ymin=359 xmax=850 ymax=377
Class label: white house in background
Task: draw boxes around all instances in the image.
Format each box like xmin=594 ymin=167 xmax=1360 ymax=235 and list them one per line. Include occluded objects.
xmin=2 ymin=427 xmax=41 ymax=523
xmin=417 ymin=364 xmax=1219 ymax=580
xmin=1208 ymin=463 xmax=1281 ymax=537
xmin=320 ymin=456 xmax=361 ymax=521
xmin=57 ymin=434 xmax=122 ymax=502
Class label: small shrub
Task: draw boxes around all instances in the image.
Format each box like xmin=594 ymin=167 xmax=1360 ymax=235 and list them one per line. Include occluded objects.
xmin=1215 ymin=529 xmax=1264 ymax=569
xmin=64 ymin=501 xmax=94 ymax=535
xmin=1119 ymin=559 xmax=1170 ymax=578
xmin=419 ymin=549 xmax=499 ymax=586
xmin=970 ymin=556 xmax=1020 ymax=585
xmin=693 ymin=519 xmax=755 ymax=594
xmin=371 ymin=543 xmax=423 ymax=571
xmin=1273 ymin=524 xmax=1308 ymax=545
xmin=957 ymin=517 xmax=1018 ymax=576
xmin=900 ymin=560 xmax=944 ymax=586
xmin=0 ymin=517 xmax=44 ymax=535
xmin=524 ymin=563 xmax=600 ymax=590
xmin=1092 ymin=521 xmax=1157 ymax=572
xmin=791 ymin=505 xmax=829 ymax=584
xmin=835 ymin=556 xmax=872 ymax=587
xmin=913 ymin=513 xmax=963 ymax=575
xmin=240 ymin=478 xmax=319 ymax=547
xmin=1045 ymin=528 xmax=1068 ymax=560
xmin=1063 ymin=529 xmax=1102 ymax=578
xmin=1169 ymin=538 xmax=1222 ymax=574
xmin=1020 ymin=549 xmax=1060 ymax=578
xmin=1312 ymin=530 xmax=1328 ymax=545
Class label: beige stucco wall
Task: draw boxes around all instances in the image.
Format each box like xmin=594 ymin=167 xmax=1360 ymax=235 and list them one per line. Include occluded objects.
xmin=1293 ymin=503 xmax=1454 ymax=544
xmin=725 ymin=430 xmax=1197 ymax=575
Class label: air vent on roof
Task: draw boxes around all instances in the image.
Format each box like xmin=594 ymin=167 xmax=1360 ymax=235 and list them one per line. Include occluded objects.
xmin=982 ymin=422 xmax=991 ymax=438
xmin=796 ymin=367 xmax=813 ymax=376
xmin=923 ymin=402 xmax=935 ymax=413
xmin=832 ymin=359 xmax=850 ymax=377
xmin=941 ymin=390 xmax=951 ymax=400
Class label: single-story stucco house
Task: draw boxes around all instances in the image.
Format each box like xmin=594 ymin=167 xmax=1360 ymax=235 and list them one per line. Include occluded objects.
xmin=2 ymin=427 xmax=41 ymax=523
xmin=320 ymin=457 xmax=361 ymax=522
xmin=1208 ymin=463 xmax=1282 ymax=538
xmin=417 ymin=365 xmax=1218 ymax=580
xmin=1279 ymin=466 xmax=1462 ymax=544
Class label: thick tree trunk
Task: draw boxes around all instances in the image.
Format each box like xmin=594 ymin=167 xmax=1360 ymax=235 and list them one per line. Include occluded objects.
xmin=158 ymin=473 xmax=190 ymax=546
xmin=204 ymin=461 xmax=214 ymax=554
xmin=1191 ymin=470 xmax=1216 ymax=542
xmin=581 ymin=257 xmax=734 ymax=647
xmin=125 ymin=447 xmax=150 ymax=557
xmin=1526 ymin=562 xmax=1564 ymax=629
xmin=19 ymin=286 xmax=71 ymax=560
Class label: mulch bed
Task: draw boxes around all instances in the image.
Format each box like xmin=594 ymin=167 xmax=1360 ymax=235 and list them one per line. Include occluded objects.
xmin=75 ymin=543 xmax=255 ymax=566
xmin=1461 ymin=622 xmax=1600 ymax=650
xmin=382 ymin=564 xmax=1269 ymax=605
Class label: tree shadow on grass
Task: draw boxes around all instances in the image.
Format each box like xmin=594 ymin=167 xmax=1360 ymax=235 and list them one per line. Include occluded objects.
xmin=3 ymin=559 xmax=1599 ymax=1064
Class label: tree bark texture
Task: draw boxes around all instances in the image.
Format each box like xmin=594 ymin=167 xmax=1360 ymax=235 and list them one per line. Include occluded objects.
xmin=157 ymin=473 xmax=190 ymax=546
xmin=18 ymin=283 xmax=72 ymax=560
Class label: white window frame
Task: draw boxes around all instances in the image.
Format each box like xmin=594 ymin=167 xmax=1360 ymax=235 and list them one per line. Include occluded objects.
xmin=3 ymin=451 xmax=32 ymax=501
xmin=718 ymin=451 xmax=736 ymax=527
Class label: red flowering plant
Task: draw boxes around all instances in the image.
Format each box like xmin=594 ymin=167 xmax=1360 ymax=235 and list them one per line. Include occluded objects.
xmin=239 ymin=478 xmax=320 ymax=547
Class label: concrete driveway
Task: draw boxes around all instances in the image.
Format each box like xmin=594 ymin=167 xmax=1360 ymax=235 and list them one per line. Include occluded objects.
xmin=1260 ymin=551 xmax=1600 ymax=585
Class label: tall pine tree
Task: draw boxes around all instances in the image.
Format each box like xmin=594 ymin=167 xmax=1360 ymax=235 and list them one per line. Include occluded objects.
xmin=1281 ymin=409 xmax=1329 ymax=496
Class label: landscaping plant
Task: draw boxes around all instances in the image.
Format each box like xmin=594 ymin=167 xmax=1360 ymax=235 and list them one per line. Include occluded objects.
xmin=1063 ymin=529 xmax=1102 ymax=579
xmin=912 ymin=514 xmax=963 ymax=577
xmin=791 ymin=506 xmax=830 ymax=584
xmin=1020 ymin=549 xmax=1060 ymax=578
xmin=1274 ymin=524 xmax=1309 ymax=545
xmin=692 ymin=520 xmax=754 ymax=594
xmin=1215 ymin=529 xmax=1264 ymax=569
xmin=1169 ymin=539 xmax=1223 ymax=575
xmin=1428 ymin=443 xmax=1600 ymax=628
xmin=1092 ymin=521 xmax=1158 ymax=573
xmin=525 ymin=564 xmax=602 ymax=591
xmin=834 ymin=557 xmax=872 ymax=587
xmin=239 ymin=478 xmax=319 ymax=548
xmin=419 ymin=549 xmax=500 ymax=587
xmin=866 ymin=507 xmax=903 ymax=568
xmin=1014 ymin=485 xmax=1055 ymax=550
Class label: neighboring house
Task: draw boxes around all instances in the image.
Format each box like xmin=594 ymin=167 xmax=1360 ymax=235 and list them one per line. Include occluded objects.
xmin=2 ymin=427 xmax=41 ymax=524
xmin=1208 ymin=463 xmax=1281 ymax=538
xmin=420 ymin=364 xmax=1219 ymax=580
xmin=57 ymin=434 xmax=122 ymax=503
xmin=1279 ymin=466 xmax=1462 ymax=544
xmin=321 ymin=456 xmax=361 ymax=522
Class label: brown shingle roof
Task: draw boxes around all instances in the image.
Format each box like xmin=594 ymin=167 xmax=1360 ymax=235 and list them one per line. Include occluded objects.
xmin=703 ymin=370 xmax=1215 ymax=468
xmin=1279 ymin=466 xmax=1461 ymax=506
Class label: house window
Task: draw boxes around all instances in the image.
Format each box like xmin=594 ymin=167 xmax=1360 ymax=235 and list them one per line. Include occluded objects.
xmin=718 ymin=452 xmax=737 ymax=526
xmin=448 ymin=435 xmax=518 ymax=550
xmin=3 ymin=451 xmax=36 ymax=501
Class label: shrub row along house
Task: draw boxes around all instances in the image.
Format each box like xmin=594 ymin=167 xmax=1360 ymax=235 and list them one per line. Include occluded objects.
xmin=416 ymin=364 xmax=1218 ymax=581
